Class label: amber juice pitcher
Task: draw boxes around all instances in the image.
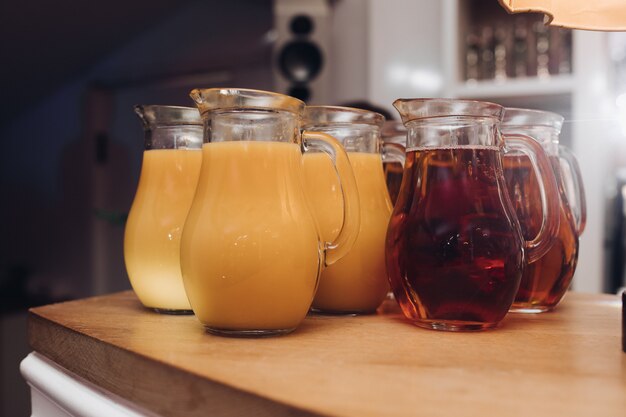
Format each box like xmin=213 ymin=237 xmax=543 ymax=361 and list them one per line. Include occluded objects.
xmin=124 ymin=105 xmax=202 ymax=313
xmin=502 ymin=108 xmax=586 ymax=312
xmin=386 ymin=99 xmax=560 ymax=331
xmin=381 ymin=121 xmax=407 ymax=205
xmin=180 ymin=89 xmax=360 ymax=336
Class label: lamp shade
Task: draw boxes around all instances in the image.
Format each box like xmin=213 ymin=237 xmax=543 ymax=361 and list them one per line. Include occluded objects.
xmin=498 ymin=0 xmax=626 ymax=31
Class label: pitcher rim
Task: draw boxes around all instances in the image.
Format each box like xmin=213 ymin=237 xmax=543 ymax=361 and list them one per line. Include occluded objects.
xmin=303 ymin=105 xmax=385 ymax=128
xmin=134 ymin=105 xmax=202 ymax=128
xmin=392 ymin=98 xmax=504 ymax=124
xmin=189 ymin=88 xmax=305 ymax=116
xmin=381 ymin=121 xmax=407 ymax=144
xmin=502 ymin=107 xmax=564 ymax=133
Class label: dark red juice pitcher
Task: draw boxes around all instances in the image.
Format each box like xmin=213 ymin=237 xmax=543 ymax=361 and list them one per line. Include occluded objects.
xmin=502 ymin=108 xmax=586 ymax=312
xmin=386 ymin=99 xmax=559 ymax=331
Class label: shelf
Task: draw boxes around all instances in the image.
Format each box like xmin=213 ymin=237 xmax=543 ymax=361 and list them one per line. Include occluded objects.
xmin=452 ymin=74 xmax=575 ymax=99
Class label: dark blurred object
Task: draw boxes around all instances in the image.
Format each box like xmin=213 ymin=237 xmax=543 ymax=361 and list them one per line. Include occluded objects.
xmin=278 ymin=41 xmax=323 ymax=84
xmin=604 ymin=170 xmax=626 ymax=294
xmin=290 ymin=14 xmax=314 ymax=35
xmin=0 ymin=0 xmax=196 ymax=128
xmin=622 ymin=291 xmax=625 ymax=353
xmin=0 ymin=265 xmax=68 ymax=315
xmin=273 ymin=0 xmax=331 ymax=103
xmin=94 ymin=208 xmax=128 ymax=226
xmin=339 ymin=100 xmax=395 ymax=121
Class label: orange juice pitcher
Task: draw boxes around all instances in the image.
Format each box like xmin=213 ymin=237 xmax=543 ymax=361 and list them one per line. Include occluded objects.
xmin=124 ymin=105 xmax=203 ymax=313
xmin=181 ymin=89 xmax=360 ymax=336
xmin=302 ymin=106 xmax=405 ymax=314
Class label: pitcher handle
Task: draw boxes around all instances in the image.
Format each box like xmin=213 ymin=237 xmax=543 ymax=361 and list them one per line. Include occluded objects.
xmin=558 ymin=145 xmax=587 ymax=235
xmin=504 ymin=133 xmax=560 ymax=263
xmin=382 ymin=143 xmax=406 ymax=167
xmin=301 ymin=131 xmax=361 ymax=266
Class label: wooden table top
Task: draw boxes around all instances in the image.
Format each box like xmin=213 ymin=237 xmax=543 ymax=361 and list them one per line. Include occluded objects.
xmin=29 ymin=291 xmax=625 ymax=417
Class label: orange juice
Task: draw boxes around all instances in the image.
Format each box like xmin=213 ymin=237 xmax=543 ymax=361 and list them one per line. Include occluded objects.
xmin=124 ymin=149 xmax=202 ymax=311
xmin=180 ymin=141 xmax=322 ymax=332
xmin=303 ymin=152 xmax=392 ymax=313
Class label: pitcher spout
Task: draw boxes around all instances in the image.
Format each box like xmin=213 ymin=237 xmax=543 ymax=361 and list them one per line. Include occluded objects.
xmin=392 ymin=98 xmax=504 ymax=126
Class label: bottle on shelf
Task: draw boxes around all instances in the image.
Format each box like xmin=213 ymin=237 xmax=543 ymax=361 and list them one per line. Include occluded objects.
xmin=465 ymin=28 xmax=480 ymax=82
xmin=479 ymin=26 xmax=496 ymax=80
xmin=534 ymin=21 xmax=551 ymax=78
xmin=461 ymin=12 xmax=572 ymax=83
xmin=494 ymin=24 xmax=508 ymax=81
xmin=513 ymin=17 xmax=529 ymax=78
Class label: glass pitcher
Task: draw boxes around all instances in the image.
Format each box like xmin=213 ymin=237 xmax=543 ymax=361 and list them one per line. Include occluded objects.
xmin=502 ymin=108 xmax=586 ymax=312
xmin=387 ymin=99 xmax=559 ymax=331
xmin=301 ymin=106 xmax=404 ymax=314
xmin=124 ymin=105 xmax=203 ymax=313
xmin=381 ymin=121 xmax=408 ymax=205
xmin=181 ymin=89 xmax=360 ymax=336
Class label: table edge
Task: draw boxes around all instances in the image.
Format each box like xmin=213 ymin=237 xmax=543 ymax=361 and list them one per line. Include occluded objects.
xmin=28 ymin=310 xmax=329 ymax=417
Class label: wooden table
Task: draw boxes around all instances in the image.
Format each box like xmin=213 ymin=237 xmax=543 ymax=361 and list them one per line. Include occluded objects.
xmin=26 ymin=291 xmax=625 ymax=417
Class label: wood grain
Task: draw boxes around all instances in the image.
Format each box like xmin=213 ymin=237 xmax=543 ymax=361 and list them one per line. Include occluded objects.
xmin=29 ymin=291 xmax=625 ymax=417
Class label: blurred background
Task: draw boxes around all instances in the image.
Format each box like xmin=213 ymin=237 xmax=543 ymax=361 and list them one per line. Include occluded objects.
xmin=2 ymin=0 xmax=626 ymax=414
